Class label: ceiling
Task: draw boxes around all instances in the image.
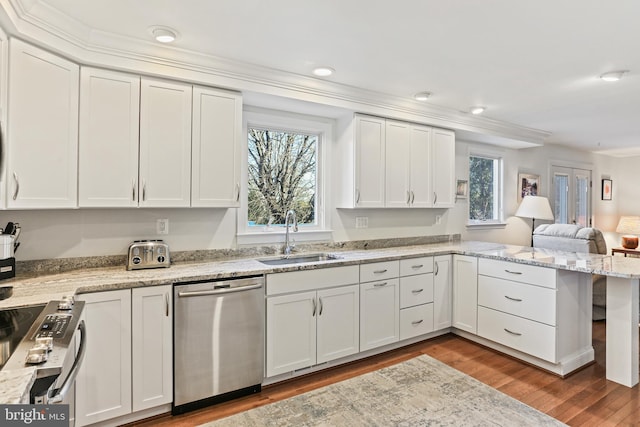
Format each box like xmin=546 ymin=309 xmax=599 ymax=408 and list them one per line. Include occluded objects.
xmin=6 ymin=0 xmax=640 ymax=155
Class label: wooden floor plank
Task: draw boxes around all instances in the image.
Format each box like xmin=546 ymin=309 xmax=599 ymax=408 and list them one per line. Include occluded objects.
xmin=132 ymin=322 xmax=640 ymax=427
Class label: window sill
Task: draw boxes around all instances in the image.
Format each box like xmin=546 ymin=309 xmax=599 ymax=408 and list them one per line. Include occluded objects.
xmin=237 ymin=229 xmax=333 ymax=246
xmin=465 ymin=222 xmax=508 ymax=230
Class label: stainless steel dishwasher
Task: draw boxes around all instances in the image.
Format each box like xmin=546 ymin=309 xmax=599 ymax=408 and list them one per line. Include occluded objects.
xmin=173 ymin=275 xmax=264 ymax=415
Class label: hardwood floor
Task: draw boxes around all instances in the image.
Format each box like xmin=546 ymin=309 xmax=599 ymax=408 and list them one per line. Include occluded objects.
xmin=133 ymin=321 xmax=640 ymax=427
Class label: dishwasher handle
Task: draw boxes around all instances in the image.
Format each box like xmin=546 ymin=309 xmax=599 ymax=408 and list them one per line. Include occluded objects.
xmin=178 ymin=283 xmax=263 ymax=297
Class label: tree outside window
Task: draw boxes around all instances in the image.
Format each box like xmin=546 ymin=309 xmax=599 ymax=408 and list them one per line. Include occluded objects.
xmin=469 ymin=155 xmax=501 ymax=223
xmin=247 ymin=128 xmax=317 ymax=227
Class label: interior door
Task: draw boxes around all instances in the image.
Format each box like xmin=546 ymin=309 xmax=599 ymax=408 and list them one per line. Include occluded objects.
xmin=551 ymin=166 xmax=591 ymax=226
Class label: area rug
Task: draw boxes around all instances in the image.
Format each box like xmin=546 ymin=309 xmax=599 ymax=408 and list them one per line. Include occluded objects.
xmin=199 ymin=355 xmax=565 ymax=426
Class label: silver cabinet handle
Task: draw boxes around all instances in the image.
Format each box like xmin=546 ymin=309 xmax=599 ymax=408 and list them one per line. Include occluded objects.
xmin=374 ymin=269 xmax=388 ymax=274
xmin=435 ymin=261 xmax=439 ymax=275
xmin=411 ymin=319 xmax=424 ymax=325
xmin=411 ymin=288 xmax=424 ymax=294
xmin=142 ymin=180 xmax=147 ymax=201
xmin=505 ymin=270 xmax=523 ymax=275
xmin=406 ymin=191 xmax=411 ymax=204
xmin=355 ymin=189 xmax=360 ymax=204
xmin=312 ymin=297 xmax=317 ymax=316
xmin=504 ymin=328 xmax=522 ymax=336
xmin=165 ymin=292 xmax=170 ymax=317
xmin=132 ymin=180 xmax=136 ymax=201
xmin=504 ymin=295 xmax=523 ymax=302
xmin=235 ymin=183 xmax=240 ymax=202
xmin=12 ymin=172 xmax=19 ymax=200
xmin=374 ymin=282 xmax=388 ymax=287
xmin=411 ymin=264 xmax=424 ymax=269
xmin=49 ymin=320 xmax=86 ymax=403
xmin=433 ymin=192 xmax=437 ymax=204
xmin=411 ymin=191 xmax=415 ymax=204
xmin=319 ymin=297 xmax=323 ymax=316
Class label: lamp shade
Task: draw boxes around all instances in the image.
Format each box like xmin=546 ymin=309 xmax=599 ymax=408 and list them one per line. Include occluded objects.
xmin=515 ymin=196 xmax=554 ymax=221
xmin=616 ymin=216 xmax=640 ymax=234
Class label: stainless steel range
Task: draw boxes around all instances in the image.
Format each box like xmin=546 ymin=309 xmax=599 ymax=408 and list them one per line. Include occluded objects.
xmin=4 ymin=297 xmax=86 ymax=407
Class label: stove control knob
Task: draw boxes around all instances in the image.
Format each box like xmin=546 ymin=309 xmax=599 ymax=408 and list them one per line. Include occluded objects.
xmin=26 ymin=346 xmax=49 ymax=364
xmin=58 ymin=296 xmax=75 ymax=310
xmin=35 ymin=337 xmax=54 ymax=352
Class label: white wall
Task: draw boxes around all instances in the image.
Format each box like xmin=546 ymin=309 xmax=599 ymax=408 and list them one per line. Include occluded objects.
xmin=3 ymin=135 xmax=624 ymax=261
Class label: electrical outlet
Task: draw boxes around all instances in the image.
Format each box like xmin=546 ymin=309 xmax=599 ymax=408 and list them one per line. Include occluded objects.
xmin=156 ymin=218 xmax=169 ymax=235
xmin=435 ymin=215 xmax=442 ymax=225
xmin=355 ymin=216 xmax=368 ymax=229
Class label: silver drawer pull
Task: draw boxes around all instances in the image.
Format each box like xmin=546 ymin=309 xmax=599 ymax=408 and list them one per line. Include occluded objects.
xmin=412 ymin=289 xmax=424 ymax=294
xmin=504 ymin=295 xmax=523 ymax=302
xmin=411 ymin=264 xmax=424 ymax=269
xmin=374 ymin=282 xmax=388 ymax=287
xmin=374 ymin=269 xmax=388 ymax=274
xmin=504 ymin=269 xmax=523 ymax=275
xmin=411 ymin=319 xmax=424 ymax=325
xmin=504 ymin=328 xmax=522 ymax=336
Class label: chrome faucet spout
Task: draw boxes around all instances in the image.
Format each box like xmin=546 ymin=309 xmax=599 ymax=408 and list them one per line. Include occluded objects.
xmin=284 ymin=210 xmax=298 ymax=255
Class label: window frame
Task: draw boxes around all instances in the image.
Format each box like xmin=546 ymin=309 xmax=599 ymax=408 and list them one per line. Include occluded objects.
xmin=237 ymin=107 xmax=332 ymax=245
xmin=467 ymin=149 xmax=505 ymax=227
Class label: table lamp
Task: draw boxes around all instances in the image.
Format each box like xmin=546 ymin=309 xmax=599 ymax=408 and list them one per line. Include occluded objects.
xmin=515 ymin=196 xmax=554 ymax=246
xmin=616 ymin=216 xmax=640 ymax=249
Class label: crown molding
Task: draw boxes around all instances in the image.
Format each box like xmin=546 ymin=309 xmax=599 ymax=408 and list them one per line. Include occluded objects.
xmin=0 ymin=0 xmax=550 ymax=148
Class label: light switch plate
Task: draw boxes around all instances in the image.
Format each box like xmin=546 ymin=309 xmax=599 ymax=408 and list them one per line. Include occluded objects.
xmin=157 ymin=218 xmax=169 ymax=235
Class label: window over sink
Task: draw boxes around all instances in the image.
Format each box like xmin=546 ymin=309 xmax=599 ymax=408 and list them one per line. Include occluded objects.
xmin=237 ymin=108 xmax=332 ymax=245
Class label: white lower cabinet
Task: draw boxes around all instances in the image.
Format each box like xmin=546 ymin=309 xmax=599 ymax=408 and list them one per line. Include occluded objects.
xmin=399 ymin=257 xmax=435 ymax=340
xmin=76 ymin=285 xmax=172 ymax=426
xmin=360 ymin=260 xmax=400 ymax=351
xmin=266 ymin=266 xmax=360 ymax=378
xmin=433 ymin=255 xmax=452 ymax=330
xmin=452 ymin=255 xmax=478 ymax=334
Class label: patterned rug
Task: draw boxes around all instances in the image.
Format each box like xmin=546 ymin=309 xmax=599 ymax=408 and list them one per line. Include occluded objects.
xmin=199 ymin=354 xmax=565 ymax=426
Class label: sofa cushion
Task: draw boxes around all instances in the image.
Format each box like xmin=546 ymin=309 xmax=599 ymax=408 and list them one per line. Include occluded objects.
xmin=533 ymin=223 xmax=607 ymax=255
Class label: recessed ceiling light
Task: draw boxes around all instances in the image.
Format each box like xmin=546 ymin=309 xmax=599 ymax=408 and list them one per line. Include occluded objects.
xmin=470 ymin=106 xmax=486 ymax=115
xmin=600 ymin=70 xmax=628 ymax=82
xmin=312 ymin=67 xmax=335 ymax=77
xmin=414 ymin=92 xmax=432 ymax=101
xmin=149 ymin=26 xmax=178 ymax=43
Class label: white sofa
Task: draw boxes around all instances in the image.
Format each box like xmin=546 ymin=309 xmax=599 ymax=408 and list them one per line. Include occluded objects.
xmin=532 ymin=223 xmax=607 ymax=320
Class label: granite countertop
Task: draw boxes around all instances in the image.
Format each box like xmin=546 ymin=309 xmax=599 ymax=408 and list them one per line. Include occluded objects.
xmin=3 ymin=239 xmax=640 ymax=404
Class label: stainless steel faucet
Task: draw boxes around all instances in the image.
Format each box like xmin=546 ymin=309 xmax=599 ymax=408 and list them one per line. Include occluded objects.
xmin=283 ymin=210 xmax=298 ymax=255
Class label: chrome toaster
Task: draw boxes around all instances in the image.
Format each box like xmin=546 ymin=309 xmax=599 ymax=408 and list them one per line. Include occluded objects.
xmin=127 ymin=240 xmax=170 ymax=270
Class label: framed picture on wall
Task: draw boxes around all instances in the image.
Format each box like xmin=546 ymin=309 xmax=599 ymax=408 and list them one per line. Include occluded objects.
xmin=518 ymin=173 xmax=540 ymax=202
xmin=602 ymin=179 xmax=612 ymax=201
xmin=456 ymin=180 xmax=468 ymax=199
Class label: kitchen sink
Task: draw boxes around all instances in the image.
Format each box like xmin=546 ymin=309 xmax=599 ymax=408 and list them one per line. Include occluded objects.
xmin=258 ymin=253 xmax=341 ymax=266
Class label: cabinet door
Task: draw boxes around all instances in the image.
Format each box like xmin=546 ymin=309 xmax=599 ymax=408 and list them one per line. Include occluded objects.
xmin=139 ymin=78 xmax=192 ymax=207
xmin=433 ymin=255 xmax=452 ymax=330
xmin=7 ymin=38 xmax=79 ymax=208
xmin=132 ymin=285 xmax=172 ymax=411
xmin=431 ymin=128 xmax=455 ymax=207
xmin=191 ymin=86 xmax=242 ymax=207
xmin=78 ymin=68 xmax=140 ymax=207
xmin=317 ymin=284 xmax=360 ymax=364
xmin=409 ymin=125 xmax=431 ymax=207
xmin=384 ymin=120 xmax=410 ymax=207
xmin=452 ymin=255 xmax=478 ymax=334
xmin=266 ymin=291 xmax=317 ymax=377
xmin=76 ymin=290 xmax=132 ymax=427
xmin=360 ymin=279 xmax=399 ymax=351
xmin=354 ymin=115 xmax=385 ymax=207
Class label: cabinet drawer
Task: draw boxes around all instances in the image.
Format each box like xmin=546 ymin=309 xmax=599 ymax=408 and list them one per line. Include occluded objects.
xmin=477 ymin=306 xmax=556 ymax=363
xmin=267 ymin=266 xmax=359 ymax=295
xmin=399 ymin=274 xmax=433 ymax=308
xmin=478 ymin=258 xmax=556 ymax=289
xmin=400 ymin=304 xmax=434 ymax=340
xmin=400 ymin=256 xmax=433 ymax=276
xmin=360 ymin=260 xmax=399 ymax=283
xmin=478 ymin=276 xmax=556 ymax=325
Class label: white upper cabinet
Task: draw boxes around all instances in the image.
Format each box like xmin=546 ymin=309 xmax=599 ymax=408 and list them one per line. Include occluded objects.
xmin=191 ymin=86 xmax=242 ymax=207
xmin=431 ymin=128 xmax=455 ymax=207
xmin=79 ymin=68 xmax=140 ymax=207
xmin=7 ymin=38 xmax=79 ymax=208
xmin=139 ymin=78 xmax=193 ymax=207
xmin=385 ymin=120 xmax=432 ymax=207
xmin=354 ymin=115 xmax=386 ymax=207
